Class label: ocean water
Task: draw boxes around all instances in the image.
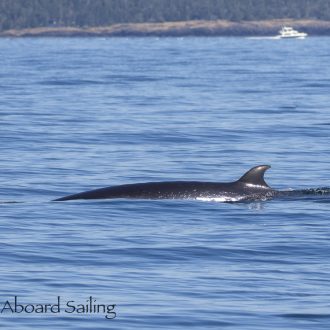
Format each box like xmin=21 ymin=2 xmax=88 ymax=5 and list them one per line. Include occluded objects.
xmin=0 ymin=36 xmax=330 ymax=329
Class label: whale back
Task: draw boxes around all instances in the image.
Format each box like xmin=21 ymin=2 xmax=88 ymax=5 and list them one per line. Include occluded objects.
xmin=237 ymin=165 xmax=271 ymax=188
xmin=54 ymin=165 xmax=274 ymax=201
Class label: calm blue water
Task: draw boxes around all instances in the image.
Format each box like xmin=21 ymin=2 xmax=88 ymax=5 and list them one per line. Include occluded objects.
xmin=1 ymin=37 xmax=330 ymax=329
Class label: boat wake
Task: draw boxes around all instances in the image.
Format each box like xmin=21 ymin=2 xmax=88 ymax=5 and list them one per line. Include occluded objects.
xmin=246 ymin=36 xmax=281 ymax=40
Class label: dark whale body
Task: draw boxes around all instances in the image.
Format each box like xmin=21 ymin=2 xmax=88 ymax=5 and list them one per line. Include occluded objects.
xmin=54 ymin=165 xmax=278 ymax=202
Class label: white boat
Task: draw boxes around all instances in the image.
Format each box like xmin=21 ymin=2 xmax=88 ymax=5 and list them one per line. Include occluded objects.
xmin=277 ymin=26 xmax=307 ymax=39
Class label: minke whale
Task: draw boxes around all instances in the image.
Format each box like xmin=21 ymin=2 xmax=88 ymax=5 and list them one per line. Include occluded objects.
xmin=54 ymin=165 xmax=279 ymax=202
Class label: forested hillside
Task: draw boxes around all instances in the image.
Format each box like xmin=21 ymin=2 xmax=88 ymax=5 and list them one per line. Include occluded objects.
xmin=1 ymin=0 xmax=330 ymax=31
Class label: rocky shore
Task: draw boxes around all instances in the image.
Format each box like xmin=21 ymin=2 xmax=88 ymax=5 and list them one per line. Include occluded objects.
xmin=1 ymin=19 xmax=330 ymax=37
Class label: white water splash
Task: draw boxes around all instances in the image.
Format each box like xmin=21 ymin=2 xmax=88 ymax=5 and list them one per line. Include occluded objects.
xmin=196 ymin=196 xmax=245 ymax=203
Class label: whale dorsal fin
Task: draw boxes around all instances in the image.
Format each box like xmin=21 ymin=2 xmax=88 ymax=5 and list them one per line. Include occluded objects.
xmin=237 ymin=165 xmax=271 ymax=188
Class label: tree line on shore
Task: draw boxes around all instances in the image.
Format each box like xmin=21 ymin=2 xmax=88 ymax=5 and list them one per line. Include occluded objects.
xmin=1 ymin=0 xmax=330 ymax=31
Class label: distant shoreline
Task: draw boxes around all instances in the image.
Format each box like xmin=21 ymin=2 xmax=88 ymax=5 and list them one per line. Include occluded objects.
xmin=1 ymin=19 xmax=330 ymax=37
